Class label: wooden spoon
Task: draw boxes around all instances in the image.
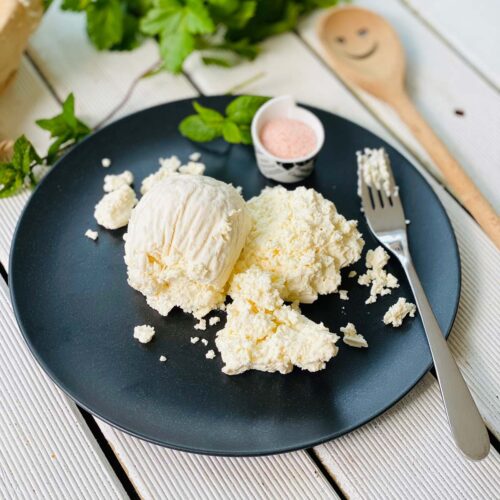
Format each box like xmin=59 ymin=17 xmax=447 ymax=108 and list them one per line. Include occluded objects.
xmin=317 ymin=6 xmax=500 ymax=249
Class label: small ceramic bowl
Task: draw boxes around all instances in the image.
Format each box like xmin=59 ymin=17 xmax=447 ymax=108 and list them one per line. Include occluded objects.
xmin=251 ymin=95 xmax=325 ymax=183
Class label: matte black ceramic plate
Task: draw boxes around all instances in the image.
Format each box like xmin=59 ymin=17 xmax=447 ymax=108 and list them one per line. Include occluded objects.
xmin=10 ymin=96 xmax=460 ymax=456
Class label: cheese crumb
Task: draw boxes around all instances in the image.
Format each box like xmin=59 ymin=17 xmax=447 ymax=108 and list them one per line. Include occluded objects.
xmin=159 ymin=355 xmax=167 ymax=362
xmin=205 ymin=350 xmax=216 ymax=359
xmin=234 ymin=186 xmax=364 ymax=303
xmin=340 ymin=322 xmax=368 ymax=348
xmin=94 ymin=185 xmax=137 ymax=229
xmin=358 ymin=247 xmax=399 ymax=304
xmin=178 ymin=161 xmax=205 ymax=176
xmin=194 ymin=319 xmax=207 ymax=331
xmin=141 ymin=156 xmax=181 ymax=194
xmin=190 ymin=337 xmax=200 ymax=344
xmin=189 ymin=152 xmax=201 ymax=161
xmin=338 ymin=289 xmax=349 ymax=301
xmin=383 ymin=298 xmax=417 ymax=327
xmin=101 ymin=158 xmax=112 ymax=168
xmin=216 ymin=267 xmax=339 ymax=375
xmin=356 ymin=148 xmax=394 ymax=197
xmin=133 ymin=325 xmax=155 ymax=343
xmin=140 ymin=156 xmax=207 ymax=194
xmin=201 ymin=339 xmax=208 ymax=346
xmin=103 ymin=170 xmax=134 ymax=192
xmin=85 ymin=229 xmax=98 ymax=241
xmin=348 ymin=270 xmax=357 ymax=278
xmin=209 ymin=316 xmax=221 ymax=326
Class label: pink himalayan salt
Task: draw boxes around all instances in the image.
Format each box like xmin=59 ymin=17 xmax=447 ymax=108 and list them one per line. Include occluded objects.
xmin=260 ymin=118 xmax=317 ymax=160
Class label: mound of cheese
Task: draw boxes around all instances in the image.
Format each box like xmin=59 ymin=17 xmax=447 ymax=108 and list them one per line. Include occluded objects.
xmin=124 ymin=175 xmax=251 ymax=319
xmin=216 ymin=267 xmax=339 ymax=374
xmin=234 ymin=186 xmax=364 ymax=303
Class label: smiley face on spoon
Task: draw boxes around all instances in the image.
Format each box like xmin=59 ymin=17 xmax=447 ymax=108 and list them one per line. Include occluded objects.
xmin=317 ymin=6 xmax=405 ymax=92
xmin=334 ymin=27 xmax=378 ymax=60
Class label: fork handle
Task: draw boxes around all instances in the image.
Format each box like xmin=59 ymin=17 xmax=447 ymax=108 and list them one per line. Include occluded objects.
xmin=403 ymin=259 xmax=490 ymax=460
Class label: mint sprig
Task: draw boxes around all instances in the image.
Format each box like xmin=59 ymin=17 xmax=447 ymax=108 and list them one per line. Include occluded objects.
xmin=179 ymin=95 xmax=268 ymax=145
xmin=0 ymin=94 xmax=90 ymax=198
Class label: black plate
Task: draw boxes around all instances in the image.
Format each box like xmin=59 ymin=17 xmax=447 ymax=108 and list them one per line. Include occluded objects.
xmin=10 ymin=96 xmax=460 ymax=456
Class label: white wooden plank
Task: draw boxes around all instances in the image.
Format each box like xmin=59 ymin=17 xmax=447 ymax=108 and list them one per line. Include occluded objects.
xmin=184 ymin=27 xmax=500 ymax=494
xmin=1 ymin=7 xmax=341 ymax=499
xmin=0 ymin=278 xmax=127 ymax=499
xmin=99 ymin=423 xmax=338 ymax=500
xmin=1 ymin=4 xmax=499 ymax=499
xmin=298 ymin=1 xmax=500 ymax=212
xmin=401 ymin=0 xmax=500 ymax=90
xmin=315 ymin=374 xmax=500 ymax=500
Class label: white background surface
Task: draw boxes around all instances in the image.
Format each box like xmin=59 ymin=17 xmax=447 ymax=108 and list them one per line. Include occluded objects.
xmin=1 ymin=0 xmax=499 ymax=498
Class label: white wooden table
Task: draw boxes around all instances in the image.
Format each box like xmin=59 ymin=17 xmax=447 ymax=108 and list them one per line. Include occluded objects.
xmin=1 ymin=1 xmax=499 ymax=498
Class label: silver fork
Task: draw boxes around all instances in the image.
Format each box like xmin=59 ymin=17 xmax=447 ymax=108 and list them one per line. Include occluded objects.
xmin=358 ymin=162 xmax=490 ymax=461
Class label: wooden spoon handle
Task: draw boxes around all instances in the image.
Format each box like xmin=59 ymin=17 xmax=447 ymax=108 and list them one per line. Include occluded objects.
xmin=390 ymin=92 xmax=500 ymax=249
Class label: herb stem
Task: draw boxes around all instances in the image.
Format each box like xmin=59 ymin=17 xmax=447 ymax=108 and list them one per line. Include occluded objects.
xmin=94 ymin=59 xmax=162 ymax=130
xmin=225 ymin=71 xmax=266 ymax=96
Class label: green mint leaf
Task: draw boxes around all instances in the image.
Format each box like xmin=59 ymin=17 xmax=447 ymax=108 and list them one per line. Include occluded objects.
xmin=111 ymin=13 xmax=142 ymax=50
xmin=37 ymin=94 xmax=91 ymax=143
xmin=223 ymin=1 xmax=256 ymax=29
xmin=225 ymin=95 xmax=269 ymax=125
xmin=11 ymin=136 xmax=41 ymax=175
xmin=193 ymin=101 xmax=224 ymax=123
xmin=184 ymin=0 xmax=214 ymax=34
xmin=0 ymin=165 xmax=24 ymax=198
xmin=140 ymin=4 xmax=182 ymax=36
xmin=206 ymin=0 xmax=239 ymax=17
xmin=86 ymin=0 xmax=124 ymax=50
xmin=61 ymin=0 xmax=91 ymax=11
xmin=222 ymin=120 xmax=241 ymax=143
xmin=159 ymin=26 xmax=195 ymax=73
xmin=238 ymin=124 xmax=252 ymax=145
xmin=179 ymin=115 xmax=221 ymax=142
xmin=201 ymin=56 xmax=234 ymax=67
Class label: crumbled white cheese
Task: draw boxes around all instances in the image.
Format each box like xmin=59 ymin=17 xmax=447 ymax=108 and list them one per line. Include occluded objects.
xmin=125 ymin=175 xmax=250 ymax=319
xmin=190 ymin=337 xmax=200 ymax=344
xmin=159 ymin=355 xmax=167 ymax=362
xmin=205 ymin=350 xmax=216 ymax=359
xmin=405 ymin=219 xmax=411 ymax=225
xmin=189 ymin=152 xmax=201 ymax=161
xmin=358 ymin=247 xmax=399 ymax=304
xmin=141 ymin=156 xmax=181 ymax=194
xmin=178 ymin=161 xmax=205 ymax=176
xmin=340 ymin=322 xmax=368 ymax=348
xmin=140 ymin=156 xmax=207 ymax=194
xmin=348 ymin=270 xmax=357 ymax=278
xmin=216 ymin=267 xmax=339 ymax=375
xmin=94 ymin=185 xmax=137 ymax=229
xmin=194 ymin=319 xmax=207 ymax=331
xmin=101 ymin=158 xmax=112 ymax=168
xmin=338 ymin=289 xmax=349 ymax=301
xmin=103 ymin=170 xmax=134 ymax=192
xmin=133 ymin=325 xmax=155 ymax=343
xmin=356 ymin=147 xmax=394 ymax=197
xmin=234 ymin=186 xmax=364 ymax=303
xmin=209 ymin=316 xmax=220 ymax=326
xmin=85 ymin=229 xmax=98 ymax=241
xmin=201 ymin=339 xmax=208 ymax=346
xmin=383 ymin=298 xmax=417 ymax=327
xmin=235 ymin=186 xmax=243 ymax=195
